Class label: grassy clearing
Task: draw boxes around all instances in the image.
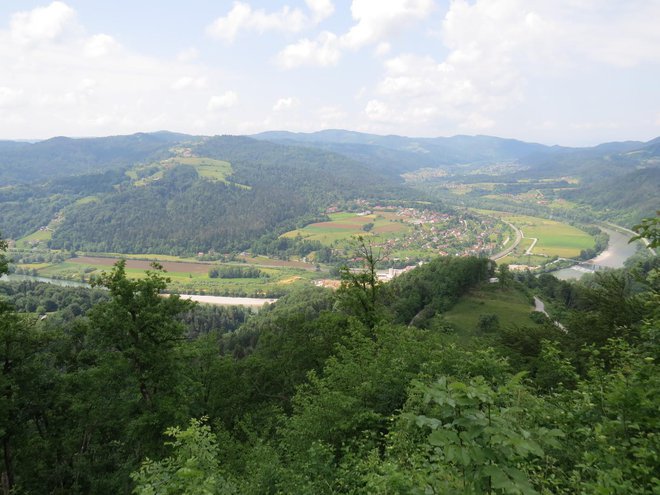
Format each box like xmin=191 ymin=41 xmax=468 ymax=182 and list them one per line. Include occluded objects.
xmin=483 ymin=211 xmax=594 ymax=259
xmin=78 ymin=252 xmax=202 ymax=263
xmin=237 ymin=255 xmax=316 ymax=270
xmin=130 ymin=157 xmax=252 ymax=189
xmin=481 ymin=189 xmax=584 ymax=214
xmin=15 ymin=229 xmax=52 ymax=249
xmin=282 ymin=211 xmax=409 ymax=245
xmin=442 ymin=285 xmax=537 ymax=334
xmin=37 ymin=262 xmax=95 ymax=279
xmin=74 ymin=196 xmax=99 ymax=205
xmin=134 ymin=169 xmax=165 ymax=186
xmin=172 ymin=157 xmax=232 ymax=181
xmin=32 ymin=256 xmax=319 ymax=296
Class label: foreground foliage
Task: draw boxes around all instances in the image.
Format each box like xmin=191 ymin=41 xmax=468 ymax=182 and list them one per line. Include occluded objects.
xmin=0 ymin=228 xmax=658 ymax=493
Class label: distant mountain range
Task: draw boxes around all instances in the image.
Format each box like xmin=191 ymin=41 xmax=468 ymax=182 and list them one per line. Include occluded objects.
xmin=0 ymin=132 xmax=186 ymax=183
xmin=1 ymin=129 xmax=658 ymax=183
xmin=0 ymin=130 xmax=657 ymax=254
xmin=252 ymin=129 xmax=660 ymax=179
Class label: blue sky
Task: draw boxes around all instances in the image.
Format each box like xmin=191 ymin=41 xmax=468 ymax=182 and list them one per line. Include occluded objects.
xmin=0 ymin=1 xmax=658 ymax=145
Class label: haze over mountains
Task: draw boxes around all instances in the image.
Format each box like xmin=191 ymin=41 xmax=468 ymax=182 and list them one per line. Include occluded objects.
xmin=253 ymin=129 xmax=660 ymax=178
xmin=1 ymin=130 xmax=658 ymax=183
xmin=0 ymin=129 xmax=657 ymax=255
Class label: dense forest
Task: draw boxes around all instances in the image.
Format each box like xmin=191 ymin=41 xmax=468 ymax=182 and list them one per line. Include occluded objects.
xmin=39 ymin=136 xmax=410 ymax=255
xmin=257 ymin=131 xmax=660 ymax=226
xmin=0 ymin=132 xmax=186 ymax=184
xmin=1 ymin=226 xmax=658 ymax=494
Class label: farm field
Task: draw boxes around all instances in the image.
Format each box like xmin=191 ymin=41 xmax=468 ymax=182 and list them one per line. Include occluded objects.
xmin=237 ymin=255 xmax=317 ymax=270
xmin=282 ymin=211 xmax=409 ymax=246
xmin=480 ymin=210 xmax=595 ymax=259
xmin=17 ymin=255 xmax=319 ymax=297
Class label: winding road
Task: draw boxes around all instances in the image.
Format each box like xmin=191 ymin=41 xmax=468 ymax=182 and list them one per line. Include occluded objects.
xmin=490 ymin=220 xmax=523 ymax=261
xmin=533 ymin=296 xmax=567 ymax=332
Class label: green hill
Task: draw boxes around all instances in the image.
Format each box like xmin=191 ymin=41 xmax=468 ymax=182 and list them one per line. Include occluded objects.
xmin=48 ymin=136 xmax=405 ymax=255
xmin=0 ymin=132 xmax=190 ymax=183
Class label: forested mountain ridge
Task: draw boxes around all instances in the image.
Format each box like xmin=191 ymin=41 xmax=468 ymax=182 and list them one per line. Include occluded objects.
xmin=1 ymin=129 xmax=656 ymax=188
xmin=1 ymin=129 xmax=657 ymax=184
xmin=252 ymin=130 xmax=660 ymax=226
xmin=1 ymin=130 xmax=658 ymax=251
xmin=254 ymin=128 xmax=659 ymax=178
xmin=47 ymin=135 xmax=407 ymax=255
xmin=0 ymin=131 xmax=190 ymax=183
xmin=253 ymin=130 xmax=555 ymax=175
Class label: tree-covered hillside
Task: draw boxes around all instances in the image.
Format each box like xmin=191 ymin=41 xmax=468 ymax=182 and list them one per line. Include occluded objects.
xmin=1 ymin=130 xmax=658 ymax=251
xmin=48 ymin=136 xmax=405 ymax=255
xmin=254 ymin=130 xmax=660 ymax=224
xmin=253 ymin=130 xmax=554 ymax=175
xmin=562 ymin=167 xmax=660 ymax=225
xmin=1 ymin=228 xmax=658 ymax=494
xmin=0 ymin=132 xmax=189 ymax=183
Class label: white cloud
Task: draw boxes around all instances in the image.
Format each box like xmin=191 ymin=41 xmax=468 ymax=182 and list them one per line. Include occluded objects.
xmin=318 ymin=105 xmax=348 ymax=126
xmin=364 ymin=99 xmax=390 ymax=121
xmin=1 ymin=1 xmax=658 ymax=143
xmin=171 ymin=76 xmax=207 ymax=90
xmin=0 ymin=87 xmax=25 ymax=108
xmin=459 ymin=113 xmax=495 ymax=130
xmin=84 ymin=34 xmax=121 ymax=58
xmin=0 ymin=2 xmax=233 ymax=138
xmin=77 ymin=78 xmax=97 ymax=95
xmin=10 ymin=1 xmax=77 ymax=45
xmin=375 ymin=42 xmax=391 ymax=56
xmin=276 ymin=0 xmax=434 ymax=69
xmin=207 ymin=1 xmax=334 ymax=42
xmin=273 ymin=97 xmax=300 ymax=111
xmin=276 ymin=31 xmax=341 ymax=69
xmin=342 ymin=0 xmax=434 ymax=49
xmin=208 ymin=91 xmax=239 ymax=111
xmin=363 ymin=1 xmax=534 ymax=131
xmin=305 ymin=0 xmax=335 ymax=22
xmin=177 ymin=47 xmax=199 ymax=62
xmin=365 ymin=0 xmax=660 ymax=135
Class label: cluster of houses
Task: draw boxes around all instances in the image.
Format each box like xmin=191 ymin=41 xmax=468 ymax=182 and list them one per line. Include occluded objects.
xmin=375 ymin=207 xmax=499 ymax=258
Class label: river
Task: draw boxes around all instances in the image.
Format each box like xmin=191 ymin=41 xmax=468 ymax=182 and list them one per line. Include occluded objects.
xmin=1 ymin=274 xmax=90 ymax=287
xmin=169 ymin=294 xmax=277 ymax=307
xmin=550 ymin=227 xmax=642 ymax=280
xmin=1 ymin=274 xmax=277 ymax=307
xmin=3 ymin=224 xmax=647 ymax=291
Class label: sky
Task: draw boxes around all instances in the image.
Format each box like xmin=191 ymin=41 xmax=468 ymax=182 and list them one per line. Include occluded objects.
xmin=0 ymin=0 xmax=659 ymax=146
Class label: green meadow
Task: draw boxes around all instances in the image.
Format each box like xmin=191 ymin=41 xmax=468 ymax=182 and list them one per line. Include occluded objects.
xmin=282 ymin=211 xmax=409 ymax=245
xmin=24 ymin=257 xmax=317 ymax=297
xmin=15 ymin=229 xmax=52 ymax=249
xmin=173 ymin=157 xmax=232 ymax=180
xmin=74 ymin=195 xmax=99 ymax=205
xmin=483 ymin=211 xmax=595 ymax=259
xmin=130 ymin=157 xmax=253 ymax=189
xmin=442 ymin=285 xmax=539 ymax=334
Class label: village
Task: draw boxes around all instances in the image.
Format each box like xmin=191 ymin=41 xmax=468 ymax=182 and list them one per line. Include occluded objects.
xmin=366 ymin=204 xmax=503 ymax=260
xmin=321 ymin=200 xmax=507 ymax=266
